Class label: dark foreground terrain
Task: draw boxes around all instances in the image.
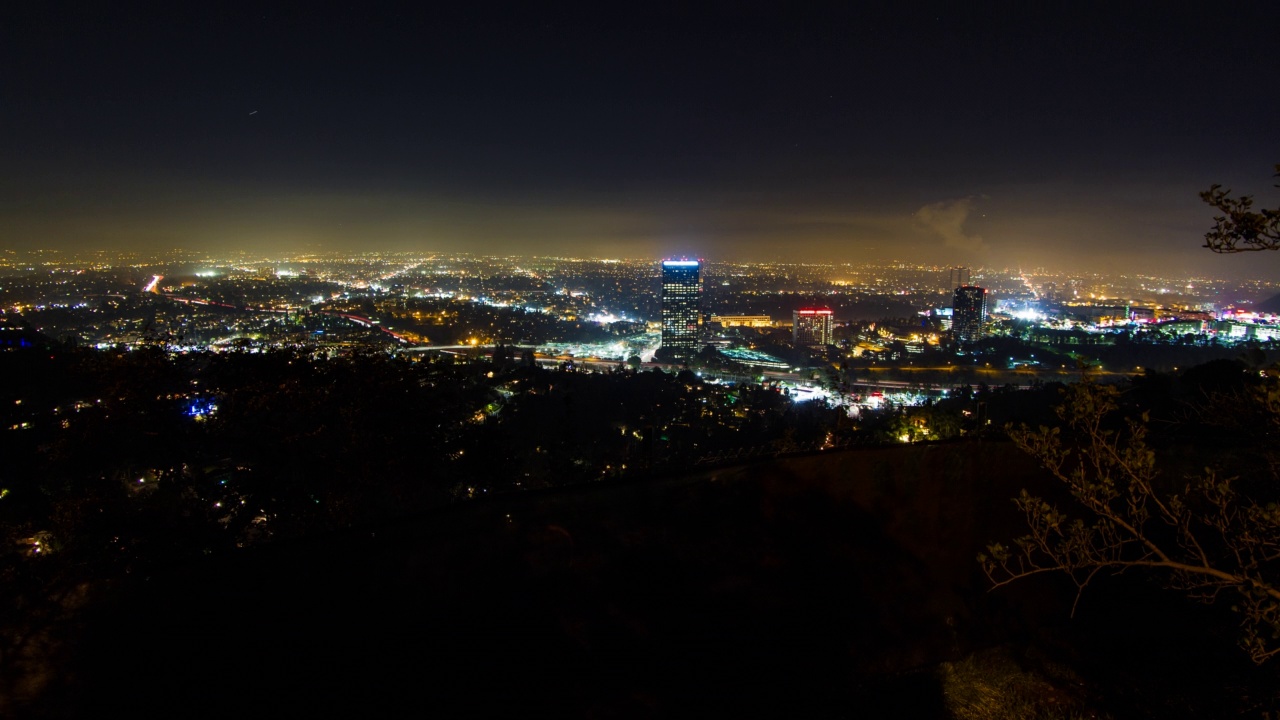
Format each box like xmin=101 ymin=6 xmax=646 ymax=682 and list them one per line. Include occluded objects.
xmin=22 ymin=441 xmax=1279 ymax=718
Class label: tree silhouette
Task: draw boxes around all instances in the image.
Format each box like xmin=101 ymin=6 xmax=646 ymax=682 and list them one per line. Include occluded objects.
xmin=984 ymin=382 xmax=1280 ymax=663
xmin=1201 ymin=164 xmax=1280 ymax=253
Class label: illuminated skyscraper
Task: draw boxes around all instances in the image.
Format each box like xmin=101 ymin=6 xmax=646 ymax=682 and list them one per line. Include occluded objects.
xmin=792 ymin=307 xmax=834 ymax=347
xmin=952 ymin=285 xmax=987 ymax=344
xmin=660 ymin=259 xmax=701 ymax=360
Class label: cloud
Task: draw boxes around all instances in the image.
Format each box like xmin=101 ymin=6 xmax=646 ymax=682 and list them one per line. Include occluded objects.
xmin=914 ymin=197 xmax=989 ymax=254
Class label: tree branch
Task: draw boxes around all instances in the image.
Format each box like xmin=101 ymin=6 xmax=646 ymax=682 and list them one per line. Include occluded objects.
xmin=1201 ymin=165 xmax=1280 ymax=253
xmin=991 ymin=381 xmax=1280 ymax=663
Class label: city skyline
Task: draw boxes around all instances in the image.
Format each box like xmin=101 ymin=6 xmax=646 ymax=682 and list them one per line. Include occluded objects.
xmin=4 ymin=5 xmax=1280 ymax=279
xmin=5 ymin=241 xmax=1280 ymax=715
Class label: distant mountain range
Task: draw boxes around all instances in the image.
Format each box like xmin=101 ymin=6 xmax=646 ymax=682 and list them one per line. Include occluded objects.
xmin=1256 ymin=292 xmax=1280 ymax=315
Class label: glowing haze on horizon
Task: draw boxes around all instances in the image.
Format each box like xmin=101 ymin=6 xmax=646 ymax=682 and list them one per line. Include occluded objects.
xmin=4 ymin=6 xmax=1279 ymax=279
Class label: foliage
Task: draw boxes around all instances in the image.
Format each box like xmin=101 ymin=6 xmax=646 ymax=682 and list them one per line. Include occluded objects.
xmin=983 ymin=382 xmax=1280 ymax=663
xmin=1201 ymin=163 xmax=1280 ymax=253
xmin=939 ymin=648 xmax=1108 ymax=720
xmin=0 ymin=345 xmax=878 ymax=583
xmin=880 ymin=404 xmax=965 ymax=443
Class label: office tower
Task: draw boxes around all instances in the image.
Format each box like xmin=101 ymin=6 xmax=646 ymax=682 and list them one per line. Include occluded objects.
xmin=947 ymin=267 xmax=970 ymax=291
xmin=952 ymin=285 xmax=987 ymax=344
xmin=660 ymin=259 xmax=701 ymax=360
xmin=793 ymin=307 xmax=834 ymax=347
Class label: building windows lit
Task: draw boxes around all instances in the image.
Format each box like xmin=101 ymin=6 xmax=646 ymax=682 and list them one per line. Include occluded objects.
xmin=660 ymin=259 xmax=701 ymax=360
xmin=952 ymin=285 xmax=987 ymax=344
xmin=792 ymin=307 xmax=833 ymax=347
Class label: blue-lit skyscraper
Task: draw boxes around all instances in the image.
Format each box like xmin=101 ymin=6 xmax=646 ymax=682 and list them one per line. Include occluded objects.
xmin=660 ymin=259 xmax=701 ymax=360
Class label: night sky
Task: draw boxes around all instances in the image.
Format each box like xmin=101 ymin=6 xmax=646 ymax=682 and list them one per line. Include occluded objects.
xmin=5 ymin=4 xmax=1279 ymax=276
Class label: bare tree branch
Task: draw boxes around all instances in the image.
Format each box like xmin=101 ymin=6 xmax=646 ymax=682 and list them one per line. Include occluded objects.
xmin=981 ymin=382 xmax=1280 ymax=664
xmin=1201 ymin=164 xmax=1280 ymax=253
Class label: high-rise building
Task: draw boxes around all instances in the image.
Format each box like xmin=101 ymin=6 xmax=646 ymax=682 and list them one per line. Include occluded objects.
xmin=660 ymin=259 xmax=701 ymax=360
xmin=952 ymin=285 xmax=987 ymax=344
xmin=792 ymin=307 xmax=834 ymax=347
xmin=947 ymin=267 xmax=971 ymax=291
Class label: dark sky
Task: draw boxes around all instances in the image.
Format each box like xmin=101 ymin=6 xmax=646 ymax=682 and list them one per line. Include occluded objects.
xmin=4 ymin=4 xmax=1279 ymax=277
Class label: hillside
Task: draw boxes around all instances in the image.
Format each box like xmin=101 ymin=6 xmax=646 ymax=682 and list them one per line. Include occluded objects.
xmin=19 ymin=440 xmax=1277 ymax=718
